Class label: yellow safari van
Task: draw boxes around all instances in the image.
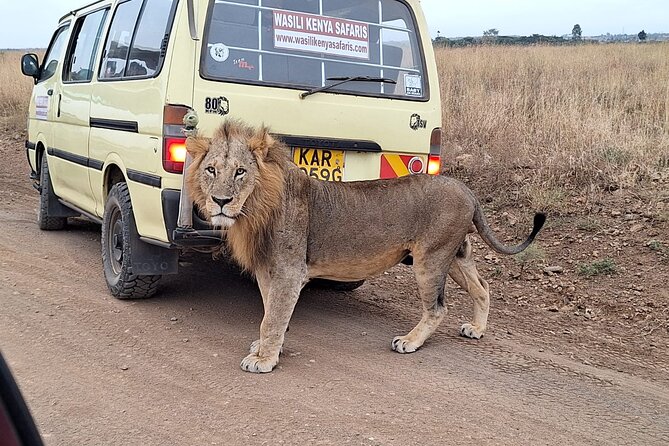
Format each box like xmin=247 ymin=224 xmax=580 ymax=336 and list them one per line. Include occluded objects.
xmin=21 ymin=0 xmax=442 ymax=298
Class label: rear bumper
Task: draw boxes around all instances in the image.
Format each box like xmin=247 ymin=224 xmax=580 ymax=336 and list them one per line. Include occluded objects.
xmin=161 ymin=189 xmax=223 ymax=247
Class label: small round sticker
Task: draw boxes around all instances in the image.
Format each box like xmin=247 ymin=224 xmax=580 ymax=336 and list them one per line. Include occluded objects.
xmin=210 ymin=43 xmax=229 ymax=62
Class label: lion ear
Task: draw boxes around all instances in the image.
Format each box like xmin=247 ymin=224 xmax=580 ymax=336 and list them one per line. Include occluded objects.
xmin=248 ymin=126 xmax=276 ymax=161
xmin=186 ymin=136 xmax=211 ymax=159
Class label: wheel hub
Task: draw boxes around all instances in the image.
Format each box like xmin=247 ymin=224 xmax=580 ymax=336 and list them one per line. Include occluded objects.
xmin=107 ymin=211 xmax=124 ymax=274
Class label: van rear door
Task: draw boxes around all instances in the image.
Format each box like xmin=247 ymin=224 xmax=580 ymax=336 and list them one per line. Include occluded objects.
xmin=192 ymin=0 xmax=441 ymax=182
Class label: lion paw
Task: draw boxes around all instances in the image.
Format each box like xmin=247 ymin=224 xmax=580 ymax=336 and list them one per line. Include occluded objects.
xmin=240 ymin=353 xmax=278 ymax=373
xmin=391 ymin=336 xmax=421 ymax=354
xmin=249 ymin=340 xmax=283 ymax=355
xmin=460 ymin=323 xmax=484 ymax=339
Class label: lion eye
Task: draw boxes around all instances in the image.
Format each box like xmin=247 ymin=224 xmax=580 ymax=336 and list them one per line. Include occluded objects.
xmin=235 ymin=168 xmax=246 ymax=177
xmin=205 ymin=166 xmax=216 ymax=176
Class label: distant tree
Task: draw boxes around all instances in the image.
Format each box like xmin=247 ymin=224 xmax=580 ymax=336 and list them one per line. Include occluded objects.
xmin=483 ymin=28 xmax=499 ymax=37
xmin=638 ymin=30 xmax=647 ymax=41
xmin=572 ymin=24 xmax=582 ymax=40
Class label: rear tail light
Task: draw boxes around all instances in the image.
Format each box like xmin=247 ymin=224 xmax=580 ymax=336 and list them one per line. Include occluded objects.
xmin=164 ymin=137 xmax=187 ymax=173
xmin=427 ymin=128 xmax=442 ymax=175
xmin=427 ymin=155 xmax=441 ymax=175
xmin=163 ymin=104 xmax=191 ymax=174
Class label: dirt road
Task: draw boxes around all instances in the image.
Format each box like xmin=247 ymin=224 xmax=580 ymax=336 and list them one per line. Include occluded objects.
xmin=1 ymin=140 xmax=668 ymax=445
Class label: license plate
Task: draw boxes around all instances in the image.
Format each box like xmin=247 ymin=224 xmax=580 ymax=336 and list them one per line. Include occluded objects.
xmin=292 ymin=148 xmax=344 ymax=182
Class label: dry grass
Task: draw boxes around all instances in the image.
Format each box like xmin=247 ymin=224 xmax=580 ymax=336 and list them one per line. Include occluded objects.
xmin=0 ymin=51 xmax=39 ymax=130
xmin=1 ymin=45 xmax=668 ymax=206
xmin=437 ymin=43 xmax=669 ymax=209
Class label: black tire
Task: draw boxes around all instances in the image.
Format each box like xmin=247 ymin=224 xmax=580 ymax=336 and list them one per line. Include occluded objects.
xmin=310 ymin=279 xmax=365 ymax=292
xmin=37 ymin=151 xmax=67 ymax=230
xmin=101 ymin=183 xmax=161 ymax=299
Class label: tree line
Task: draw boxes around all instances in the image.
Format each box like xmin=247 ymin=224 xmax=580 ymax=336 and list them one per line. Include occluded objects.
xmin=434 ymin=24 xmax=659 ymax=47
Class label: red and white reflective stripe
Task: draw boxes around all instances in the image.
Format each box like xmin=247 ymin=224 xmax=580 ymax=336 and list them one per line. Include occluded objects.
xmin=380 ymin=154 xmax=427 ymax=179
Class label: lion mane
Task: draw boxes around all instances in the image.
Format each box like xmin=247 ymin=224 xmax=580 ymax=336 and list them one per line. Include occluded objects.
xmin=187 ymin=121 xmax=287 ymax=270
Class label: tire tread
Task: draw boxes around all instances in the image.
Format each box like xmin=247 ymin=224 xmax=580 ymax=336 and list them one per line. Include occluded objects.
xmin=102 ymin=182 xmax=161 ymax=299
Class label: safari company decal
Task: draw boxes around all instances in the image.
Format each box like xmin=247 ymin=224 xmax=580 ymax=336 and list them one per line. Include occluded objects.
xmin=273 ymin=10 xmax=369 ymax=60
xmin=35 ymin=96 xmax=49 ymax=120
xmin=380 ymin=154 xmax=426 ymax=179
xmin=409 ymin=113 xmax=427 ymax=130
xmin=205 ymin=96 xmax=230 ymax=116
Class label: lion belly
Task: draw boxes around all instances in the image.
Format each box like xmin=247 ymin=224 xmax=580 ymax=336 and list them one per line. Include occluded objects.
xmin=307 ymin=247 xmax=409 ymax=282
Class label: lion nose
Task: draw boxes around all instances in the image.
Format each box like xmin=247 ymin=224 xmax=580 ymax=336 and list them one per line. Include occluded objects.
xmin=211 ymin=196 xmax=232 ymax=208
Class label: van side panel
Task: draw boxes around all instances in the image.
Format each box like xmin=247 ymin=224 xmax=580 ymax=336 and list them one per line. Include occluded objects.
xmin=50 ymin=84 xmax=98 ymax=212
xmin=49 ymin=7 xmax=111 ymax=214
xmin=89 ymin=0 xmax=182 ymax=242
xmin=164 ymin=0 xmax=197 ymax=111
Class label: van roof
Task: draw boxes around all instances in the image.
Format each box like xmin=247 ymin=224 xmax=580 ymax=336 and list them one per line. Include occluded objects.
xmin=59 ymin=0 xmax=107 ymax=23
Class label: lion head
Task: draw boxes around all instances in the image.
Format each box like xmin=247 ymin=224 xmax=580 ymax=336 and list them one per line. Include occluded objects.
xmin=186 ymin=120 xmax=286 ymax=227
xmin=185 ymin=120 xmax=288 ymax=269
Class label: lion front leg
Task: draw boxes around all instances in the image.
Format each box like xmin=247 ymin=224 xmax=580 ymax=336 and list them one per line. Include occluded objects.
xmin=241 ymin=271 xmax=303 ymax=373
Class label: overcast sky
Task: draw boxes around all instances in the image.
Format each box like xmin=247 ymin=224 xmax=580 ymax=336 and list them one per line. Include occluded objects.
xmin=1 ymin=0 xmax=667 ymax=48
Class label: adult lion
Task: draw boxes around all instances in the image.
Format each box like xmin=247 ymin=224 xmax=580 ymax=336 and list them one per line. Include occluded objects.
xmin=186 ymin=121 xmax=545 ymax=373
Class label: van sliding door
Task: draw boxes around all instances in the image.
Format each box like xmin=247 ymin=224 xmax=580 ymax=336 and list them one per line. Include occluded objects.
xmin=50 ymin=8 xmax=108 ymax=213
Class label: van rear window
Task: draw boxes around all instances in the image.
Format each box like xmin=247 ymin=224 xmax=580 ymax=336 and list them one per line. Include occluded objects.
xmin=202 ymin=0 xmax=427 ymax=100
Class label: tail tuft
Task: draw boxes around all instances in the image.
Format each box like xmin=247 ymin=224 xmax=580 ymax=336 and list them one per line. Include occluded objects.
xmin=531 ymin=213 xmax=547 ymax=238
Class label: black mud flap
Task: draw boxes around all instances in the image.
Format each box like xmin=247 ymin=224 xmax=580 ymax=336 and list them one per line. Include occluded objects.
xmin=129 ymin=238 xmax=179 ymax=275
xmin=129 ymin=208 xmax=179 ymax=276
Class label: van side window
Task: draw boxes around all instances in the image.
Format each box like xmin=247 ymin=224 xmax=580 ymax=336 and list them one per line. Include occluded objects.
xmin=127 ymin=0 xmax=175 ymax=77
xmin=40 ymin=26 xmax=71 ymax=83
xmin=64 ymin=9 xmax=109 ymax=83
xmin=99 ymin=0 xmax=177 ymax=80
xmin=99 ymin=0 xmax=143 ymax=79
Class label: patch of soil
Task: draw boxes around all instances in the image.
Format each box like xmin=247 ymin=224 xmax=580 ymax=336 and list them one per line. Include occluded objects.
xmin=367 ymin=166 xmax=669 ymax=383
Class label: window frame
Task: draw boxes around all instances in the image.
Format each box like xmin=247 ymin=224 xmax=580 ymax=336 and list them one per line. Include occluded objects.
xmin=37 ymin=23 xmax=71 ymax=84
xmin=199 ymin=0 xmax=431 ymax=102
xmin=62 ymin=6 xmax=111 ymax=85
xmin=97 ymin=0 xmax=180 ymax=83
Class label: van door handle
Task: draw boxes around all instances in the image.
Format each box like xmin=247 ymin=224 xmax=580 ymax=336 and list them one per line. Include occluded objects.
xmin=57 ymin=94 xmax=62 ymax=118
xmin=47 ymin=89 xmax=54 ymax=96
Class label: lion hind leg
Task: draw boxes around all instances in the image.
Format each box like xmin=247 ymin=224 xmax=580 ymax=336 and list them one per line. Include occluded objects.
xmin=449 ymin=239 xmax=490 ymax=339
xmin=392 ymin=255 xmax=450 ymax=354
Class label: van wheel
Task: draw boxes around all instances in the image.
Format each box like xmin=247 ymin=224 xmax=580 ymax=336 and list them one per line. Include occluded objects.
xmin=311 ymin=279 xmax=365 ymax=292
xmin=37 ymin=152 xmax=67 ymax=230
xmin=102 ymin=183 xmax=161 ymax=299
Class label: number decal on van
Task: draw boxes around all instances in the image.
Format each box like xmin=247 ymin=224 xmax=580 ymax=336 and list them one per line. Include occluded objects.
xmin=205 ymin=96 xmax=230 ymax=116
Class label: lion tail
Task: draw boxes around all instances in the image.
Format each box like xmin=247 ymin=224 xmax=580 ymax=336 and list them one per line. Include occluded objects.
xmin=472 ymin=203 xmax=546 ymax=256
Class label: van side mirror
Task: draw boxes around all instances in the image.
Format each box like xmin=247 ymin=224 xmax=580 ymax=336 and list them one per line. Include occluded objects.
xmin=21 ymin=53 xmax=41 ymax=83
